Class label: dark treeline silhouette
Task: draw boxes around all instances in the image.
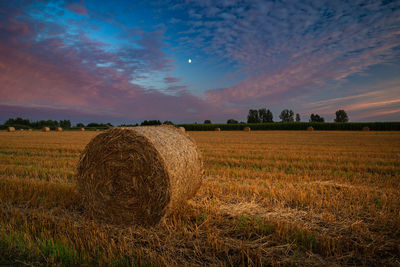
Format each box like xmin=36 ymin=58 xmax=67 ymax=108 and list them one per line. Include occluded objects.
xmin=4 ymin=117 xmax=72 ymax=129
xmin=3 ymin=109 xmax=349 ymax=130
xmin=242 ymin=108 xmax=349 ymax=124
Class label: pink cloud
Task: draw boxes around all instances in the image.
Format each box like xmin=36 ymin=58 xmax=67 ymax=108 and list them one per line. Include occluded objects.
xmin=65 ymin=1 xmax=87 ymax=15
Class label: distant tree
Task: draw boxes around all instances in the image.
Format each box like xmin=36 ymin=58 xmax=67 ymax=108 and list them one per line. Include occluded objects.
xmin=76 ymin=123 xmax=85 ymax=127
xmin=334 ymin=110 xmax=349 ymax=122
xmin=141 ymin=120 xmax=162 ymax=126
xmin=204 ymin=120 xmax=211 ymax=124
xmin=86 ymin=122 xmax=113 ymax=127
xmin=295 ymin=113 xmax=301 ymax=122
xmin=163 ymin=120 xmax=174 ymax=125
xmin=5 ymin=117 xmax=30 ymax=126
xmin=59 ymin=120 xmax=71 ymax=128
xmin=227 ymin=119 xmax=238 ymax=124
xmin=247 ymin=109 xmax=260 ymax=123
xmin=309 ymin=114 xmax=325 ymax=123
xmin=259 ymin=108 xmax=273 ymax=123
xmin=279 ymin=109 xmax=294 ymax=122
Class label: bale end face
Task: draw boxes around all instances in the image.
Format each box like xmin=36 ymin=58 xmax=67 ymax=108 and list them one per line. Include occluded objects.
xmin=307 ymin=126 xmax=314 ymax=131
xmin=214 ymin=128 xmax=221 ymax=131
xmin=7 ymin=127 xmax=15 ymax=132
xmin=42 ymin=127 xmax=50 ymax=132
xmin=56 ymin=127 xmax=63 ymax=132
xmin=76 ymin=126 xmax=203 ymax=226
xmin=243 ymin=127 xmax=251 ymax=132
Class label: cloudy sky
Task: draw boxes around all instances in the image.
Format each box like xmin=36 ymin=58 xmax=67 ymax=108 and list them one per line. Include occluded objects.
xmin=0 ymin=0 xmax=399 ymax=124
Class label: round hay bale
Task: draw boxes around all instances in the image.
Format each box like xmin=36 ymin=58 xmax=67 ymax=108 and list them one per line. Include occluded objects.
xmin=28 ymin=129 xmax=33 ymax=131
xmin=214 ymin=128 xmax=221 ymax=132
xmin=243 ymin=126 xmax=251 ymax=132
xmin=7 ymin=127 xmax=15 ymax=132
xmin=178 ymin=126 xmax=185 ymax=133
xmin=362 ymin=126 xmax=370 ymax=131
xmin=76 ymin=126 xmax=203 ymax=226
xmin=80 ymin=128 xmax=85 ymax=131
xmin=307 ymin=126 xmax=314 ymax=131
xmin=42 ymin=127 xmax=50 ymax=132
xmin=19 ymin=129 xmax=24 ymax=132
xmin=56 ymin=127 xmax=63 ymax=132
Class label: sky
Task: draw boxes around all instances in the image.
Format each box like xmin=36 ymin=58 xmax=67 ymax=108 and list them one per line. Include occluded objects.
xmin=0 ymin=0 xmax=399 ymax=124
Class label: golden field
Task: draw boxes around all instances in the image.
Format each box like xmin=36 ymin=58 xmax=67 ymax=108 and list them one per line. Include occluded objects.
xmin=0 ymin=130 xmax=399 ymax=266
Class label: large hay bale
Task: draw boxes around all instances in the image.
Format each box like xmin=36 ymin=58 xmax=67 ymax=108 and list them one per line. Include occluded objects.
xmin=80 ymin=128 xmax=85 ymax=131
xmin=214 ymin=128 xmax=221 ymax=132
xmin=307 ymin=126 xmax=314 ymax=131
xmin=76 ymin=126 xmax=203 ymax=226
xmin=56 ymin=127 xmax=63 ymax=132
xmin=362 ymin=126 xmax=370 ymax=131
xmin=178 ymin=126 xmax=185 ymax=133
xmin=7 ymin=127 xmax=15 ymax=132
xmin=243 ymin=126 xmax=251 ymax=132
xmin=42 ymin=127 xmax=50 ymax=132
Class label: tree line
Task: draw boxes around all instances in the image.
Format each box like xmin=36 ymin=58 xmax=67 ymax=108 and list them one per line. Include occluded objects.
xmin=2 ymin=118 xmax=176 ymax=128
xmin=246 ymin=108 xmax=348 ymax=123
xmin=201 ymin=109 xmax=349 ymax=124
xmin=3 ymin=109 xmax=349 ymax=129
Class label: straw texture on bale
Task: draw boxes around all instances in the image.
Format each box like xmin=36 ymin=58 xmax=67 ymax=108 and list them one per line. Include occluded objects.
xmin=80 ymin=128 xmax=85 ymax=131
xmin=56 ymin=127 xmax=63 ymax=132
xmin=214 ymin=128 xmax=221 ymax=131
xmin=307 ymin=126 xmax=314 ymax=131
xmin=243 ymin=126 xmax=251 ymax=132
xmin=7 ymin=127 xmax=15 ymax=132
xmin=178 ymin=126 xmax=186 ymax=133
xmin=76 ymin=126 xmax=203 ymax=226
xmin=362 ymin=126 xmax=370 ymax=131
xmin=42 ymin=127 xmax=50 ymax=132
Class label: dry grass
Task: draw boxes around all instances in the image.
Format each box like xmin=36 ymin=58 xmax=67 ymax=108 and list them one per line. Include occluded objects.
xmin=0 ymin=130 xmax=399 ymax=266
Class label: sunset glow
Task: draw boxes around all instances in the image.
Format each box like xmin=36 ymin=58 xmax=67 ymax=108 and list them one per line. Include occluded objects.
xmin=1 ymin=0 xmax=399 ymax=123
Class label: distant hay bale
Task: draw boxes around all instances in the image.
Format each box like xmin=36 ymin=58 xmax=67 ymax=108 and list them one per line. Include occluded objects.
xmin=243 ymin=126 xmax=251 ymax=132
xmin=80 ymin=128 xmax=85 ymax=131
xmin=7 ymin=127 xmax=15 ymax=132
xmin=96 ymin=129 xmax=100 ymax=131
xmin=362 ymin=126 xmax=370 ymax=131
xmin=19 ymin=129 xmax=24 ymax=132
xmin=28 ymin=129 xmax=32 ymax=131
xmin=178 ymin=126 xmax=185 ymax=133
xmin=56 ymin=127 xmax=63 ymax=132
xmin=42 ymin=127 xmax=50 ymax=132
xmin=214 ymin=128 xmax=221 ymax=131
xmin=307 ymin=126 xmax=314 ymax=131
xmin=76 ymin=126 xmax=203 ymax=226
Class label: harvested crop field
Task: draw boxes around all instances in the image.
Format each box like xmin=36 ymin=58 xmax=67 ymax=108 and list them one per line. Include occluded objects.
xmin=0 ymin=130 xmax=399 ymax=266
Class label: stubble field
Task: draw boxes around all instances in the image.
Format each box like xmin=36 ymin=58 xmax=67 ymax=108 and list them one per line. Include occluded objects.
xmin=0 ymin=130 xmax=399 ymax=266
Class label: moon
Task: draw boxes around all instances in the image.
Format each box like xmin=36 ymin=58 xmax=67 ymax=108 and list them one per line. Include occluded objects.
xmin=188 ymin=58 xmax=192 ymax=63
